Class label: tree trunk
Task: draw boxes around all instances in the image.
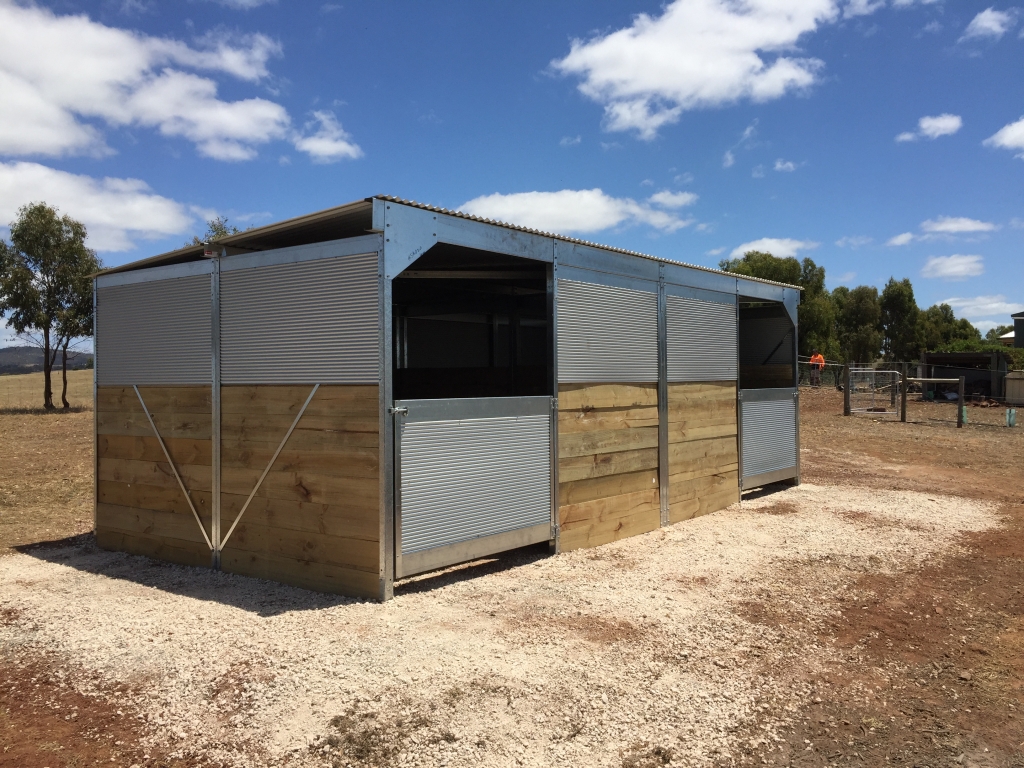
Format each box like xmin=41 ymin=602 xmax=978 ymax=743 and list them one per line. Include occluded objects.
xmin=60 ymin=341 xmax=70 ymax=409
xmin=42 ymin=328 xmax=54 ymax=410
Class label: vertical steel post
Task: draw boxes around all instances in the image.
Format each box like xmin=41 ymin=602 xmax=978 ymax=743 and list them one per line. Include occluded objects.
xmin=792 ymin=296 xmax=800 ymax=485
xmin=210 ymin=255 xmax=221 ymax=569
xmin=92 ymin=278 xmax=98 ymax=530
xmin=957 ymin=376 xmax=965 ymax=428
xmin=548 ymin=248 xmax=560 ymax=553
xmin=843 ymin=365 xmax=851 ymax=416
xmin=735 ymin=285 xmax=744 ymax=492
xmin=379 ymin=244 xmax=395 ymax=601
xmin=901 ymin=363 xmax=908 ymax=422
xmin=657 ymin=266 xmax=669 ymax=526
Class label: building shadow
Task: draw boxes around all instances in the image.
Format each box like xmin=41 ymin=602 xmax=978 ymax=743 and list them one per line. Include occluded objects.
xmin=14 ymin=534 xmax=368 ymax=617
xmin=741 ymin=480 xmax=798 ymax=502
xmin=394 ymin=542 xmax=550 ymax=596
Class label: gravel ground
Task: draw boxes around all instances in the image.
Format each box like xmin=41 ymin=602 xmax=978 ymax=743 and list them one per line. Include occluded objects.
xmin=0 ymin=484 xmax=998 ymax=768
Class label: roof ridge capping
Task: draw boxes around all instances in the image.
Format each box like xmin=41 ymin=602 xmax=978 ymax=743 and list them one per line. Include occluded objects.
xmin=373 ymin=195 xmax=801 ymax=291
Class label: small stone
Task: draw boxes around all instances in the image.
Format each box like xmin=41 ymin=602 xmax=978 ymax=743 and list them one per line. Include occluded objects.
xmin=959 ymin=671 xmax=972 ymax=681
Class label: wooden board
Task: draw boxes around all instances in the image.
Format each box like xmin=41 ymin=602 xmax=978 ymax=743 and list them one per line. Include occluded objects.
xmin=94 ymin=384 xmax=380 ymax=599
xmin=217 ymin=385 xmax=379 ymax=590
xmin=557 ymin=382 xmax=660 ymax=551
xmin=666 ymin=382 xmax=739 ymax=523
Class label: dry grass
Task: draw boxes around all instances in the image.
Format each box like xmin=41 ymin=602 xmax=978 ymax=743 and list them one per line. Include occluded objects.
xmin=0 ymin=368 xmax=93 ymax=411
xmin=0 ymin=371 xmax=94 ymax=554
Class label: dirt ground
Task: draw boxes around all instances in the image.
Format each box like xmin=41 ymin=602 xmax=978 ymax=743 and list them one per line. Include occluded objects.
xmin=1 ymin=383 xmax=1022 ymax=768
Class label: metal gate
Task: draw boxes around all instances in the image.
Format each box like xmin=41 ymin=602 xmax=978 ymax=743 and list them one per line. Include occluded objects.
xmin=739 ymin=388 xmax=799 ymax=489
xmin=393 ymin=396 xmax=554 ymax=578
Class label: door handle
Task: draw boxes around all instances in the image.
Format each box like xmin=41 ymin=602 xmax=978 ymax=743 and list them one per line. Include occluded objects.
xmin=389 ymin=406 xmax=408 ymax=416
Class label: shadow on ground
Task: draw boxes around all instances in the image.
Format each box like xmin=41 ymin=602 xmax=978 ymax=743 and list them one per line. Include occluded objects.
xmin=14 ymin=534 xmax=552 ymax=615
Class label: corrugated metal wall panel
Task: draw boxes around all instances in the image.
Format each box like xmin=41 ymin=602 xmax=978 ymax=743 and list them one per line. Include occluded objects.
xmin=666 ymin=295 xmax=737 ymax=382
xmin=220 ymin=253 xmax=378 ymax=384
xmin=399 ymin=415 xmax=551 ymax=554
xmin=556 ymin=279 xmax=658 ymax=382
xmin=741 ymin=397 xmax=797 ymax=478
xmin=739 ymin=316 xmax=793 ymax=366
xmin=96 ymin=274 xmax=211 ymax=385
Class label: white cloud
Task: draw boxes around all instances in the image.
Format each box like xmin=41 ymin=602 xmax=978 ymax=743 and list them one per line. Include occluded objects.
xmin=292 ymin=111 xmax=362 ymax=163
xmin=835 ymin=235 xmax=872 ymax=248
xmin=921 ymin=216 xmax=996 ymax=233
xmin=730 ymin=237 xmax=819 ymax=258
xmin=460 ymin=189 xmax=695 ymax=234
xmin=722 ymin=150 xmax=736 ymax=168
xmin=774 ymin=158 xmax=797 ymax=171
xmin=844 ymin=0 xmax=885 ymax=18
xmin=0 ymin=161 xmax=193 ymax=251
xmin=552 ymin=0 xmax=839 ymax=139
xmin=706 ymin=247 xmax=726 ymax=256
xmin=214 ymin=0 xmax=276 ymax=7
xmin=0 ymin=3 xmax=361 ymax=164
xmin=918 ymin=114 xmax=962 ymax=138
xmin=674 ymin=172 xmax=695 ymax=184
xmin=921 ymin=254 xmax=984 ymax=280
xmin=896 ymin=113 xmax=962 ymax=142
xmin=560 ymin=135 xmax=582 ymax=147
xmin=892 ymin=0 xmax=942 ymax=7
xmin=751 ymin=164 xmax=766 ymax=178
xmin=887 ymin=232 xmax=915 ymax=246
xmin=942 ymin=295 xmax=1024 ymax=318
xmin=832 ymin=271 xmax=857 ymax=284
xmin=648 ymin=190 xmax=699 ymax=208
xmin=984 ymin=116 xmax=1024 ymax=158
xmin=960 ymin=7 xmax=1018 ymax=41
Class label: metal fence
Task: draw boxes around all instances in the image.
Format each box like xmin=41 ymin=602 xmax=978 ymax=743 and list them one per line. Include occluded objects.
xmin=848 ymin=369 xmax=901 ymax=416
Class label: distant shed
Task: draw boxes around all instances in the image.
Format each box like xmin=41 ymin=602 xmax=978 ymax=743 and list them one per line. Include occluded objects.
xmin=92 ymin=196 xmax=802 ymax=601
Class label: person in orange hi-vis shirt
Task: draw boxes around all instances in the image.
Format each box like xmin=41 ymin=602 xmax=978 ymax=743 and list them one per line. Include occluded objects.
xmin=809 ymin=349 xmax=825 ymax=387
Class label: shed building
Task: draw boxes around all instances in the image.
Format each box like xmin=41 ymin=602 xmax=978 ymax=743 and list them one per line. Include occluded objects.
xmin=93 ymin=196 xmax=801 ymax=601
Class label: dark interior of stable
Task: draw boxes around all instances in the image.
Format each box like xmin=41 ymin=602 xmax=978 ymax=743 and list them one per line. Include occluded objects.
xmin=392 ymin=244 xmax=550 ymax=400
xmin=738 ymin=301 xmax=796 ymax=390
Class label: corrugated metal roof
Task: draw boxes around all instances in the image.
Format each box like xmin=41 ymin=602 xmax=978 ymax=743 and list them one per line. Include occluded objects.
xmin=375 ymin=195 xmax=800 ymax=291
xmin=99 ymin=194 xmax=801 ymax=290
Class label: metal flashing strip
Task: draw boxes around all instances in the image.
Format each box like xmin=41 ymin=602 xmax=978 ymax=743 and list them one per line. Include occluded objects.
xmin=398 ymin=523 xmax=551 ymax=579
xmin=211 ymin=259 xmax=222 ymax=569
xmin=133 ymin=386 xmax=213 ymax=551
xmin=220 ymin=384 xmax=320 ymax=549
xmin=219 ymin=234 xmax=382 ymax=273
xmin=95 ymin=259 xmax=214 ymax=289
xmin=741 ymin=466 xmax=799 ymax=491
xmin=663 ymin=281 xmax=736 ymax=305
xmin=396 ymin=396 xmax=551 ymax=421
xmin=657 ymin=267 xmax=669 ymax=527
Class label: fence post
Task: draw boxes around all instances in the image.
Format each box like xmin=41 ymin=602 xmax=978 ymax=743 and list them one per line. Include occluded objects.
xmin=901 ymin=363 xmax=908 ymax=423
xmin=957 ymin=376 xmax=965 ymax=428
xmin=843 ymin=365 xmax=851 ymax=416
xmin=890 ymin=370 xmax=897 ymax=409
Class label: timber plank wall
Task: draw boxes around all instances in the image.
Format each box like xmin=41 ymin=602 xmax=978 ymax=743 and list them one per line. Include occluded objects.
xmin=667 ymin=382 xmax=739 ymax=523
xmin=557 ymin=383 xmax=661 ymax=550
xmin=95 ymin=385 xmax=380 ymax=598
xmin=557 ymin=381 xmax=740 ymax=551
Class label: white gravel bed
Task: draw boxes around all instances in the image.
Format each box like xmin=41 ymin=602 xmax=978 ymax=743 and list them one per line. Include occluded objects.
xmin=0 ymin=484 xmax=997 ymax=767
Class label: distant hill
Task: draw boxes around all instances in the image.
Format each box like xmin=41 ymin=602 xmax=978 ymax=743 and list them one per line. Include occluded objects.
xmin=0 ymin=346 xmax=93 ymax=375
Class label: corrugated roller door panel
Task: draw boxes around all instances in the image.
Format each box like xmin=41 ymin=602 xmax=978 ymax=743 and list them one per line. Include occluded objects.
xmin=741 ymin=398 xmax=797 ymax=478
xmin=666 ymin=295 xmax=737 ymax=382
xmin=399 ymin=415 xmax=551 ymax=555
xmin=557 ymin=279 xmax=657 ymax=382
xmin=96 ymin=275 xmax=211 ymax=385
xmin=221 ymin=253 xmax=378 ymax=384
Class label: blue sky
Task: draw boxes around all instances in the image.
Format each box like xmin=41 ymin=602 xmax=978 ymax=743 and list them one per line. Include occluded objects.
xmin=1 ymin=0 xmax=1023 ymax=346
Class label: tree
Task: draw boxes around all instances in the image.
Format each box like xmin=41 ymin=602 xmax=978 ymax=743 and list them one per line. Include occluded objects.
xmin=0 ymin=203 xmax=101 ymax=409
xmin=917 ymin=303 xmax=980 ymax=353
xmin=879 ymin=278 xmax=919 ymax=362
xmin=838 ymin=286 xmax=882 ymax=363
xmin=719 ymin=251 xmax=838 ymax=359
xmin=985 ymin=324 xmax=1013 ymax=343
xmin=186 ymin=215 xmax=240 ymax=246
